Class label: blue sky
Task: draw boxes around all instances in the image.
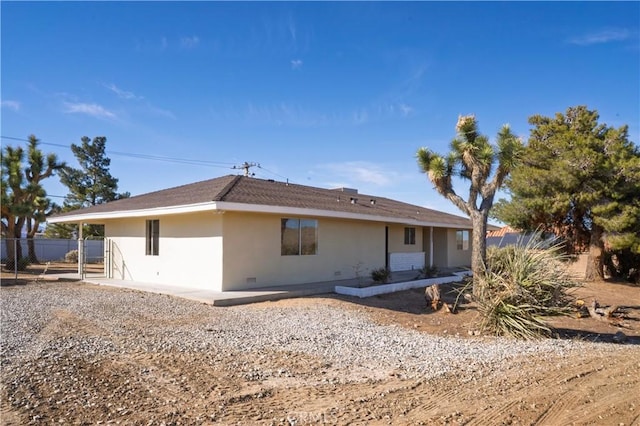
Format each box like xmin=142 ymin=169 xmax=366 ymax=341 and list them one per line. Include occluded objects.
xmin=2 ymin=1 xmax=639 ymax=219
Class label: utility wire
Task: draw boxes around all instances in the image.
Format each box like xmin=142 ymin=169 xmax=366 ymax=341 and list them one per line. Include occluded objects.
xmin=258 ymin=164 xmax=290 ymax=181
xmin=2 ymin=135 xmax=293 ymax=183
xmin=1 ymin=135 xmax=236 ymax=169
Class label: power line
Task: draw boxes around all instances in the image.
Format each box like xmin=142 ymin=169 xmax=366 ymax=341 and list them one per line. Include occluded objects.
xmin=258 ymin=164 xmax=290 ymax=181
xmin=2 ymin=135 xmax=293 ymax=183
xmin=1 ymin=135 xmax=236 ymax=169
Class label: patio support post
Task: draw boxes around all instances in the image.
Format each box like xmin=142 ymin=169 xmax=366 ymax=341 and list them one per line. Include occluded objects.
xmin=77 ymin=223 xmax=84 ymax=276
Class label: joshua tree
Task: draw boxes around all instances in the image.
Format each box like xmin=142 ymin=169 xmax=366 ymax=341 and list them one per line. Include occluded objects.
xmin=417 ymin=115 xmax=523 ymax=297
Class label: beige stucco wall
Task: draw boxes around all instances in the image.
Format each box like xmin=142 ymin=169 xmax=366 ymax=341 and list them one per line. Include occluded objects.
xmin=422 ymin=227 xmax=433 ymax=266
xmin=446 ymin=228 xmax=472 ymax=268
xmin=386 ymin=224 xmax=423 ymax=253
xmin=432 ymin=228 xmax=448 ymax=267
xmin=104 ymin=212 xmax=224 ymax=290
xmin=100 ymin=210 xmax=470 ymax=291
xmin=220 ymin=212 xmax=385 ymax=290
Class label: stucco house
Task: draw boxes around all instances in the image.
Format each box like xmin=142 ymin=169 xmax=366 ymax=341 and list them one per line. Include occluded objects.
xmin=48 ymin=175 xmax=473 ymax=291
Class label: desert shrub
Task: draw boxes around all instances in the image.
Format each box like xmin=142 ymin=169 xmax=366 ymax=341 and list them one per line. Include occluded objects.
xmin=477 ymin=233 xmax=579 ymax=339
xmin=420 ymin=265 xmax=439 ymax=278
xmin=371 ymin=267 xmax=392 ymax=284
xmin=65 ymin=250 xmax=79 ymax=263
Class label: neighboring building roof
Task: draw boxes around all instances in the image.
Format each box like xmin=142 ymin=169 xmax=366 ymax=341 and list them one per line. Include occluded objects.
xmin=48 ymin=175 xmax=472 ymax=228
xmin=486 ymin=225 xmax=520 ymax=238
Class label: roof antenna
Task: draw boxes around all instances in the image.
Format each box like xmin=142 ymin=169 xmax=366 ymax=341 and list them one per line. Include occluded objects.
xmin=232 ymin=161 xmax=260 ymax=177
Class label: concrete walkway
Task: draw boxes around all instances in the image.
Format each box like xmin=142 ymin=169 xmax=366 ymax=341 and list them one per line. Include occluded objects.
xmin=51 ymin=270 xmax=429 ymax=306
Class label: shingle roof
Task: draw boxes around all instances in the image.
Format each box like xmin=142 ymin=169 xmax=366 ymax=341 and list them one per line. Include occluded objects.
xmin=486 ymin=225 xmax=520 ymax=237
xmin=50 ymin=175 xmax=472 ymax=227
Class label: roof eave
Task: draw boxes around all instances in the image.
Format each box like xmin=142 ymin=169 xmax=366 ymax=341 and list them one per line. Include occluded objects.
xmin=46 ymin=201 xmax=219 ymax=224
xmin=46 ymin=200 xmax=472 ymax=229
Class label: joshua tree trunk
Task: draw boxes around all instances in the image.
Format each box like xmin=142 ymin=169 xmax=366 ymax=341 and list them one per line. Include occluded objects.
xmin=26 ymin=219 xmax=41 ymax=264
xmin=471 ymin=211 xmax=488 ymax=299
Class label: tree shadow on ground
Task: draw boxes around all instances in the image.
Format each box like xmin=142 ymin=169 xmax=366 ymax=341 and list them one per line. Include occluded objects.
xmin=326 ymin=280 xmax=640 ymax=344
xmin=552 ymin=328 xmax=640 ymax=345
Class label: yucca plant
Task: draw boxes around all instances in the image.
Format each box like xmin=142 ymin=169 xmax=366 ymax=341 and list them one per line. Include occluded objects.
xmin=477 ymin=232 xmax=579 ymax=339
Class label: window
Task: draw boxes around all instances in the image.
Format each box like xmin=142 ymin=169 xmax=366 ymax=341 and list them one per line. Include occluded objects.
xmin=146 ymin=219 xmax=159 ymax=256
xmin=404 ymin=227 xmax=416 ymax=245
xmin=281 ymin=218 xmax=318 ymax=256
xmin=456 ymin=230 xmax=469 ymax=250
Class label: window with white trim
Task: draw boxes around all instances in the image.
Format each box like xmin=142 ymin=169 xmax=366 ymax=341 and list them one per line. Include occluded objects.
xmin=456 ymin=230 xmax=469 ymax=250
xmin=281 ymin=218 xmax=318 ymax=255
xmin=146 ymin=219 xmax=159 ymax=256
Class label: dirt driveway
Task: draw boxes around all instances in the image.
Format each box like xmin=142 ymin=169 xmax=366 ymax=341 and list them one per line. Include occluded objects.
xmin=1 ymin=278 xmax=639 ymax=425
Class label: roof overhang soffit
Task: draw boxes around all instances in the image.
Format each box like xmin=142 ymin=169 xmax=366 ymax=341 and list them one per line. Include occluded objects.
xmin=47 ymin=200 xmax=472 ymax=229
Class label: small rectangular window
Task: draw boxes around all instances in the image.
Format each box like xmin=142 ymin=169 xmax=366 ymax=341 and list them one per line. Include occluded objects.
xmin=146 ymin=219 xmax=159 ymax=256
xmin=456 ymin=230 xmax=469 ymax=250
xmin=281 ymin=218 xmax=318 ymax=256
xmin=404 ymin=227 xmax=416 ymax=245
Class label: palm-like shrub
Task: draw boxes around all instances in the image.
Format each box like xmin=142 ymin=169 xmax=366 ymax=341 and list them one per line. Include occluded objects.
xmin=477 ymin=234 xmax=578 ymax=339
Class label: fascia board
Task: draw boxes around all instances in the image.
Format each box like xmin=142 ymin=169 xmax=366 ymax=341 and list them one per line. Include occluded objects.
xmin=46 ymin=202 xmax=218 ymax=224
xmin=47 ymin=200 xmax=472 ymax=229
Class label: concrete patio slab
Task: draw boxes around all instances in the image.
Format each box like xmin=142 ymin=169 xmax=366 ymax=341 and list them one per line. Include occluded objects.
xmin=49 ymin=269 xmax=464 ymax=306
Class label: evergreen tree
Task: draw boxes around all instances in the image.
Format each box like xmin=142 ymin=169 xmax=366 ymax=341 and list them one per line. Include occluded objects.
xmin=492 ymin=106 xmax=639 ymax=281
xmin=51 ymin=136 xmax=129 ymax=238
xmin=417 ymin=115 xmax=523 ymax=297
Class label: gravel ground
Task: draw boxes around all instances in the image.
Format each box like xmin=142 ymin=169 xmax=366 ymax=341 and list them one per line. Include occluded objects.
xmin=1 ymin=282 xmax=598 ymax=377
xmin=1 ymin=282 xmax=636 ymax=425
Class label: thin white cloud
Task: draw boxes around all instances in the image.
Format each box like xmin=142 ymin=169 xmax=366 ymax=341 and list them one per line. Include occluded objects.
xmin=145 ymin=103 xmax=176 ymax=120
xmin=568 ymin=28 xmax=631 ymax=45
xmin=180 ymin=35 xmax=200 ymax=49
xmin=245 ymin=102 xmax=326 ymax=127
xmin=288 ymin=14 xmax=297 ymax=43
xmin=398 ymin=103 xmax=413 ymax=117
xmin=1 ymin=100 xmax=20 ymax=111
xmin=352 ymin=109 xmax=369 ymax=125
xmin=319 ymin=161 xmax=396 ymax=187
xmin=63 ymin=102 xmax=116 ymax=119
xmin=161 ymin=37 xmax=168 ymax=50
xmin=105 ymin=83 xmax=142 ymax=100
xmin=291 ymin=59 xmax=303 ymax=69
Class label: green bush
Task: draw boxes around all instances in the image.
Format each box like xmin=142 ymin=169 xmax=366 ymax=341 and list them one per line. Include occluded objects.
xmin=477 ymin=234 xmax=579 ymax=339
xmin=371 ymin=267 xmax=392 ymax=284
xmin=420 ymin=265 xmax=439 ymax=278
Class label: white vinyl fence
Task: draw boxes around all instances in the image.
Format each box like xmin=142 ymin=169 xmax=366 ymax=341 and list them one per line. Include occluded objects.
xmin=0 ymin=238 xmax=104 ymax=262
